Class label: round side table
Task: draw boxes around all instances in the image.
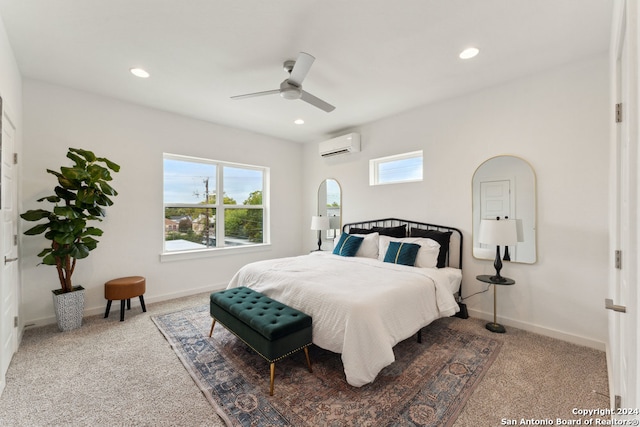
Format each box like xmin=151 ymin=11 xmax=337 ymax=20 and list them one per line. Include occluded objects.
xmin=476 ymin=274 xmax=515 ymax=333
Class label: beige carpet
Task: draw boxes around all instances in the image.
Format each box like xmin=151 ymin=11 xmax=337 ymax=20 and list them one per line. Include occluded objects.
xmin=0 ymin=292 xmax=609 ymax=426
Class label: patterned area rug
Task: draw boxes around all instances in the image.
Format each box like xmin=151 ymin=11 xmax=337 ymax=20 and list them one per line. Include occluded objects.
xmin=152 ymin=305 xmax=501 ymax=427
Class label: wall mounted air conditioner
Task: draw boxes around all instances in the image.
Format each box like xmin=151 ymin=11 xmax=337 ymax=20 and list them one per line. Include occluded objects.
xmin=318 ymin=132 xmax=361 ymax=157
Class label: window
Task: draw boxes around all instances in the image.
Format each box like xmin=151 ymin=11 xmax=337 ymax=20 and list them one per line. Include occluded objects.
xmin=369 ymin=150 xmax=423 ymax=185
xmin=163 ymin=154 xmax=268 ymax=254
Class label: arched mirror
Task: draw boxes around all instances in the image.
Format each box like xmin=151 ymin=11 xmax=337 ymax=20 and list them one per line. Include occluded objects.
xmin=472 ymin=156 xmax=537 ymax=263
xmin=317 ymin=179 xmax=342 ymax=239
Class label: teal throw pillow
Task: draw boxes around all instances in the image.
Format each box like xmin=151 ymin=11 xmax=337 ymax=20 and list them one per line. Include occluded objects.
xmin=383 ymin=241 xmax=421 ymax=266
xmin=333 ymin=233 xmax=364 ymax=257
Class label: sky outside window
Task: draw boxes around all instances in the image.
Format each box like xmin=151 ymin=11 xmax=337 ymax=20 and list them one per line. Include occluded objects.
xmin=370 ymin=151 xmax=423 ymax=185
xmin=378 ymin=156 xmax=423 ymax=183
xmin=164 ymin=158 xmax=264 ymax=205
xmin=223 ymin=166 xmax=263 ymax=205
xmin=163 ymin=158 xmax=216 ymax=204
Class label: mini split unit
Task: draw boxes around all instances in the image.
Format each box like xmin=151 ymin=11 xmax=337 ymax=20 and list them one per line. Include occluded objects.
xmin=318 ymin=132 xmax=361 ymax=157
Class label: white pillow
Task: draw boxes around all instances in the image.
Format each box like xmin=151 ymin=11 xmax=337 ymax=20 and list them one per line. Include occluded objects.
xmin=334 ymin=232 xmax=379 ymax=259
xmin=378 ymin=235 xmax=440 ymax=268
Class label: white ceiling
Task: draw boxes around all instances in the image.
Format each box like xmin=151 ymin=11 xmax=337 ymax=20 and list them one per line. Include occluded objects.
xmin=0 ymin=0 xmax=612 ymax=143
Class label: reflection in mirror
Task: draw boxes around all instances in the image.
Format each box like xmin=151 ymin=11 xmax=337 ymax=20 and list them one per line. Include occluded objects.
xmin=472 ymin=156 xmax=536 ymax=264
xmin=317 ymin=179 xmax=341 ymax=240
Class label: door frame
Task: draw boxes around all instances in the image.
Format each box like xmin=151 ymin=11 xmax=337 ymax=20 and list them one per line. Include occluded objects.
xmin=0 ymin=95 xmax=20 ymax=395
xmin=608 ymin=0 xmax=639 ymax=413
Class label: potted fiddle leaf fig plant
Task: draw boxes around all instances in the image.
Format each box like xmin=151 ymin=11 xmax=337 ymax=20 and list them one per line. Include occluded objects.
xmin=20 ymin=148 xmax=120 ymax=331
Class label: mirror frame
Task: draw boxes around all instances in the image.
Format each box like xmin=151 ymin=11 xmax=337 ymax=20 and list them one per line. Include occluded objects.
xmin=472 ymin=155 xmax=537 ymax=264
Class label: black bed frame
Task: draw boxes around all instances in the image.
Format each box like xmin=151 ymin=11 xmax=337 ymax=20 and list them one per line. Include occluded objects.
xmin=341 ymin=218 xmax=467 ymax=320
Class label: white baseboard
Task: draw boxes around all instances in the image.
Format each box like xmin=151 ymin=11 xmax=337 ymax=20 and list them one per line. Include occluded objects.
xmin=23 ymin=282 xmax=228 ymax=330
xmin=467 ymin=307 xmax=606 ymax=351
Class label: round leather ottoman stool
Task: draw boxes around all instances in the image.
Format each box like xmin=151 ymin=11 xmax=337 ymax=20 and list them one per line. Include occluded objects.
xmin=104 ymin=276 xmax=147 ymax=321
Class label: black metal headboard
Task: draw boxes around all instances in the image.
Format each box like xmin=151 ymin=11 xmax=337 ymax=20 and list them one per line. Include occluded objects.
xmin=342 ymin=218 xmax=463 ymax=270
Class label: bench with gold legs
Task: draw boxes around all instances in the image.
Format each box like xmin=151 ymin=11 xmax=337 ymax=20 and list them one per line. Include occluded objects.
xmin=209 ymin=287 xmax=313 ymax=396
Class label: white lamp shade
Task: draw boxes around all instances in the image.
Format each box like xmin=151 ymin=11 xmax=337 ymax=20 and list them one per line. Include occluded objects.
xmin=478 ymin=219 xmax=518 ymax=246
xmin=310 ymin=216 xmax=330 ymax=231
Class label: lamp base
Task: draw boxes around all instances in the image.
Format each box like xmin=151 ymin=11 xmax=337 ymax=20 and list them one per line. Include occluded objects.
xmin=486 ymin=322 xmax=506 ymax=333
xmin=489 ymin=275 xmax=509 ymax=283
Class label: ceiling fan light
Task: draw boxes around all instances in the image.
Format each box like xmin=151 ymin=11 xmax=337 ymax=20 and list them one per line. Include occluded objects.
xmin=280 ymin=87 xmax=301 ymax=100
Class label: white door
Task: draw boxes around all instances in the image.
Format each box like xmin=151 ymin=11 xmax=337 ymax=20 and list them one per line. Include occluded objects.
xmin=479 ymin=179 xmax=516 ymax=259
xmin=0 ymin=99 xmax=19 ymax=394
xmin=480 ymin=179 xmax=511 ymax=221
xmin=608 ymin=0 xmax=639 ymax=415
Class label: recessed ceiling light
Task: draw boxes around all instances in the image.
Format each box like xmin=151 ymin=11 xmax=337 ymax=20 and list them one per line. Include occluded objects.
xmin=130 ymin=67 xmax=150 ymax=78
xmin=459 ymin=47 xmax=479 ymax=60
xmin=294 ymin=119 xmax=305 ymax=125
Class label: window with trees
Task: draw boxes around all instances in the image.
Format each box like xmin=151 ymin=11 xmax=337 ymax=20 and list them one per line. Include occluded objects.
xmin=163 ymin=154 xmax=268 ymax=253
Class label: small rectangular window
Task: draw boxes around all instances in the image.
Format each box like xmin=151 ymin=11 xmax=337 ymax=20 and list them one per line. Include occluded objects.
xmin=163 ymin=154 xmax=268 ymax=253
xmin=369 ymin=150 xmax=423 ymax=186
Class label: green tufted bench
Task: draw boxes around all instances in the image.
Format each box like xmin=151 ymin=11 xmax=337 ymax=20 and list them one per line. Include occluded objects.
xmin=208 ymin=287 xmax=313 ymax=395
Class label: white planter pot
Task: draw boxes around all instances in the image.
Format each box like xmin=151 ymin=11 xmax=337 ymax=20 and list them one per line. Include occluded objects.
xmin=52 ymin=286 xmax=85 ymax=332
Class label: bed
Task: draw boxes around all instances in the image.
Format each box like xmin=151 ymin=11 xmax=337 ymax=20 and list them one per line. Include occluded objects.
xmin=226 ymin=218 xmax=464 ymax=387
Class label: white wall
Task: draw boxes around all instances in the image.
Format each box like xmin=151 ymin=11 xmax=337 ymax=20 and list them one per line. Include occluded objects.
xmin=20 ymin=80 xmax=303 ymax=326
xmin=302 ymin=55 xmax=610 ymax=349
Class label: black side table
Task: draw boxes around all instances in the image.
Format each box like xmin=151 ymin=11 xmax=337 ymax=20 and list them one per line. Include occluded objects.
xmin=476 ymin=274 xmax=515 ymax=333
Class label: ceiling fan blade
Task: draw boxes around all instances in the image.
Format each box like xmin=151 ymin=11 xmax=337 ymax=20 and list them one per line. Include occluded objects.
xmin=300 ymin=90 xmax=335 ymax=112
xmin=288 ymin=52 xmax=315 ymax=86
xmin=231 ymin=89 xmax=280 ymax=100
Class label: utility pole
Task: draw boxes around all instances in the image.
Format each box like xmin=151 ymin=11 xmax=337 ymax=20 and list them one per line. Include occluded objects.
xmin=203 ymin=177 xmax=211 ymax=246
xmin=193 ymin=177 xmax=212 ymax=246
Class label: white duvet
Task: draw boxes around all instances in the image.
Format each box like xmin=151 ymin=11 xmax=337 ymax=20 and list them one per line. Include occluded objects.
xmin=227 ymin=251 xmax=460 ymax=387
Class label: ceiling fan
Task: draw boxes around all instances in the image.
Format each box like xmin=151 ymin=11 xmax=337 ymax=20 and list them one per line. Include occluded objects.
xmin=231 ymin=52 xmax=335 ymax=112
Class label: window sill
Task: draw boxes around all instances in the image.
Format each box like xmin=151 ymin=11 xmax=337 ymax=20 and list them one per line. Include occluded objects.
xmin=159 ymin=243 xmax=272 ymax=263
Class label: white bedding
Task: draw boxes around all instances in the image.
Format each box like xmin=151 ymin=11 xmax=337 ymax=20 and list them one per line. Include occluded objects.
xmin=227 ymin=251 xmax=461 ymax=387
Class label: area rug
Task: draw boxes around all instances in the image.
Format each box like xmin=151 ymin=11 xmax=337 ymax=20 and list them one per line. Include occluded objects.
xmin=152 ymin=305 xmax=501 ymax=427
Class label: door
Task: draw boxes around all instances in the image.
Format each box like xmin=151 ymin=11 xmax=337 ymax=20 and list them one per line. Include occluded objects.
xmin=0 ymin=97 xmax=18 ymax=394
xmin=479 ymin=179 xmax=516 ymax=258
xmin=480 ymin=179 xmax=511 ymax=221
xmin=608 ymin=0 xmax=639 ymax=415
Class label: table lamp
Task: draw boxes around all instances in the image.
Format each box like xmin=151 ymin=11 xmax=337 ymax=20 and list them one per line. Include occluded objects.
xmin=478 ymin=218 xmax=518 ymax=282
xmin=310 ymin=215 xmax=330 ymax=251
